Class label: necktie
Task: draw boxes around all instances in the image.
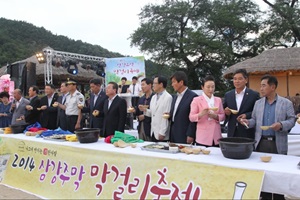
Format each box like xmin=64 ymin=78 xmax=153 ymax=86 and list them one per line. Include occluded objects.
xmin=132 ymin=84 xmax=135 ymax=95
xmin=62 ymin=95 xmax=66 ymax=105
xmin=94 ymin=94 xmax=98 ymax=106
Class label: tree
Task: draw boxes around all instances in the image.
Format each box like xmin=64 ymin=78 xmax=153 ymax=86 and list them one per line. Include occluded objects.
xmin=260 ymin=0 xmax=300 ymax=47
xmin=130 ymin=0 xmax=262 ymax=93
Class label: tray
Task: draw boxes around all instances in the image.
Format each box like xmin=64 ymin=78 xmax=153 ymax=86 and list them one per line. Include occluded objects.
xmin=43 ymin=135 xmax=67 ymax=142
xmin=141 ymin=143 xmax=179 ymax=154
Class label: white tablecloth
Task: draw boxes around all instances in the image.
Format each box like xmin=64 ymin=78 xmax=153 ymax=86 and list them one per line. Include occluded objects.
xmin=1 ymin=134 xmax=300 ymax=197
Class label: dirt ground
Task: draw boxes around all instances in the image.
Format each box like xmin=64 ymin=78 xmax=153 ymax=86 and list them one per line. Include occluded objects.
xmin=0 ymin=184 xmax=41 ymax=199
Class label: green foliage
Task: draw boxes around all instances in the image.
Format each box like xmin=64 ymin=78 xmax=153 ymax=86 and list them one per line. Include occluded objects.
xmin=259 ymin=0 xmax=300 ymax=48
xmin=130 ymin=0 xmax=263 ymax=94
xmin=0 ymin=18 xmax=123 ymax=67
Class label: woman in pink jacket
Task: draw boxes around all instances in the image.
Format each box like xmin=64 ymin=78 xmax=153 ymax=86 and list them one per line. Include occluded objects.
xmin=189 ymin=75 xmax=225 ymax=147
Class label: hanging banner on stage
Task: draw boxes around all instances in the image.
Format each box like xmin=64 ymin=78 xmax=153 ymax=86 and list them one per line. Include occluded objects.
xmin=105 ymin=56 xmax=146 ymax=86
xmin=0 ymin=136 xmax=264 ymax=199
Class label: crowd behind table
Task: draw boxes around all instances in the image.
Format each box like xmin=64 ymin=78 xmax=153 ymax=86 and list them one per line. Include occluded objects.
xmin=0 ymin=69 xmax=299 ymax=199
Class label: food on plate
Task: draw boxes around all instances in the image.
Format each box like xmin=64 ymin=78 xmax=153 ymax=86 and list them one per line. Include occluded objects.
xmin=260 ymin=155 xmax=272 ymax=162
xmin=152 ymin=144 xmax=165 ymax=149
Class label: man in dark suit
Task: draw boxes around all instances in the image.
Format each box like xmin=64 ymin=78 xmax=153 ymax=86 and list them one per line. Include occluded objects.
xmin=25 ymin=85 xmax=41 ymax=125
xmin=40 ymin=84 xmax=59 ymax=129
xmin=103 ymin=82 xmax=127 ymax=137
xmin=223 ymin=69 xmax=260 ymax=139
xmin=82 ymin=78 xmax=108 ymax=136
xmin=135 ymin=78 xmax=154 ymax=141
xmin=169 ymin=71 xmax=197 ymax=144
xmin=57 ymin=82 xmax=68 ymax=130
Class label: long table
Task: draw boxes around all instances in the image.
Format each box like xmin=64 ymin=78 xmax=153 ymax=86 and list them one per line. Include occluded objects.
xmin=0 ymin=134 xmax=300 ymax=199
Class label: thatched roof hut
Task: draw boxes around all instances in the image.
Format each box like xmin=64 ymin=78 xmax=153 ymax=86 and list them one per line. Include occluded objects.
xmin=223 ymin=47 xmax=300 ymax=97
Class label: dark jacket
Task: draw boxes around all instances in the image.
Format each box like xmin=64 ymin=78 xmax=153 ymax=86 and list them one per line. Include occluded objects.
xmin=170 ymin=89 xmax=197 ymax=143
xmin=136 ymin=93 xmax=154 ymax=137
xmin=103 ymin=95 xmax=127 ymax=137
xmin=40 ymin=93 xmax=59 ymax=129
xmin=83 ymin=91 xmax=108 ymax=134
xmin=223 ymin=88 xmax=260 ymax=138
xmin=57 ymin=94 xmax=67 ymax=130
xmin=25 ymin=96 xmax=41 ymax=125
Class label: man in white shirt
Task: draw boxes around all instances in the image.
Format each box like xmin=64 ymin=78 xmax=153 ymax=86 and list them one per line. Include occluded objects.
xmin=127 ymin=76 xmax=141 ymax=113
xmin=56 ymin=79 xmax=85 ymax=132
xmin=144 ymin=76 xmax=172 ymax=141
xmin=223 ymin=69 xmax=260 ymax=138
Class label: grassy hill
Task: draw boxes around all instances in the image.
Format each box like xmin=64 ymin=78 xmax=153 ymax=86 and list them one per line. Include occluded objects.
xmin=0 ymin=17 xmax=123 ymax=66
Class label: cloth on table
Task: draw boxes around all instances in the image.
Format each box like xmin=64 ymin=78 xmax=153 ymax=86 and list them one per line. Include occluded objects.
xmin=110 ymin=131 xmax=144 ymax=144
xmin=23 ymin=122 xmax=42 ymax=133
xmin=40 ymin=128 xmax=72 ymax=137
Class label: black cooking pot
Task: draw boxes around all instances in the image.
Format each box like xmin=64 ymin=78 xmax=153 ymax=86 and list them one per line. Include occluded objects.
xmin=218 ymin=137 xmax=256 ymax=159
xmin=10 ymin=123 xmax=29 ymax=134
xmin=74 ymin=128 xmax=100 ymax=143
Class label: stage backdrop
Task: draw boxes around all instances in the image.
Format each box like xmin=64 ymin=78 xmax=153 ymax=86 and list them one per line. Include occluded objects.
xmin=105 ymin=56 xmax=146 ymax=86
xmin=0 ymin=136 xmax=264 ymax=199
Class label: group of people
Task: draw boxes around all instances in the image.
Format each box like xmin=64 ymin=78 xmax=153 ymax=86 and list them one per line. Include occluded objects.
xmin=0 ymin=69 xmax=297 ymax=199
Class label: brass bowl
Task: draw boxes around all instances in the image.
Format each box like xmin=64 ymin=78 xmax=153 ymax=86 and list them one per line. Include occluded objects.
xmin=202 ymin=149 xmax=211 ymax=155
xmin=260 ymin=156 xmax=272 ymax=162
xmin=260 ymin=126 xmax=271 ymax=131
xmin=162 ymin=114 xmax=170 ymax=119
xmin=209 ymin=107 xmax=218 ymax=111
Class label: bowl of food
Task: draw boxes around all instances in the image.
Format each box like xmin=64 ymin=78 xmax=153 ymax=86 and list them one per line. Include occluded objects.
xmin=209 ymin=107 xmax=218 ymax=111
xmin=162 ymin=113 xmax=170 ymax=119
xmin=192 ymin=148 xmax=202 ymax=155
xmin=260 ymin=155 xmax=272 ymax=162
xmin=202 ymin=148 xmax=211 ymax=155
xmin=218 ymin=137 xmax=256 ymax=159
xmin=74 ymin=128 xmax=100 ymax=143
xmin=260 ymin=126 xmax=271 ymax=130
xmin=297 ymin=118 xmax=300 ymax=124
xmin=77 ymin=104 xmax=84 ymax=109
xmin=92 ymin=110 xmax=100 ymax=117
xmin=229 ymin=109 xmax=239 ymax=114
xmin=127 ymin=107 xmax=135 ymax=113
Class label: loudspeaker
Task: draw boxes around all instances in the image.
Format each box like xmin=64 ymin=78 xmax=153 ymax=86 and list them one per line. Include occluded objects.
xmin=7 ymin=62 xmax=36 ymax=96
